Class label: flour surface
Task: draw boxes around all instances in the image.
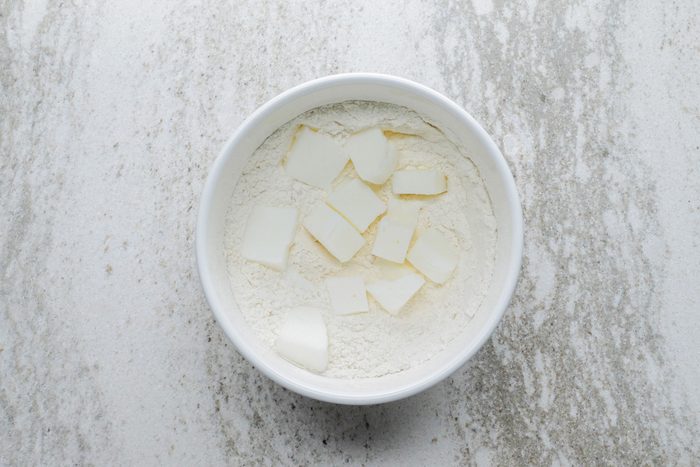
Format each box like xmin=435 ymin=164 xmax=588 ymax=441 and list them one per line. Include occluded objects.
xmin=224 ymin=101 xmax=497 ymax=379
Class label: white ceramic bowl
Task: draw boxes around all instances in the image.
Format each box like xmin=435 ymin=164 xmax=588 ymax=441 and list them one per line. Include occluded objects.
xmin=196 ymin=73 xmax=523 ymax=405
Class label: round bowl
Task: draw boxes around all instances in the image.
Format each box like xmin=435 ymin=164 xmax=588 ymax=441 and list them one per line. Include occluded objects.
xmin=196 ymin=73 xmax=523 ymax=405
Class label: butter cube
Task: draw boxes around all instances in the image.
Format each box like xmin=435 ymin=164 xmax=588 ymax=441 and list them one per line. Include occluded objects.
xmin=392 ymin=169 xmax=447 ymax=195
xmin=345 ymin=128 xmax=397 ymax=185
xmin=371 ymin=218 xmax=415 ymax=263
xmin=241 ymin=206 xmax=298 ymax=271
xmin=386 ymin=198 xmax=421 ymax=225
xmin=303 ymin=204 xmax=365 ymax=263
xmin=327 ymin=178 xmax=385 ymax=232
xmin=285 ymin=127 xmax=349 ymax=189
xmin=407 ymin=228 xmax=458 ymax=284
xmin=367 ymin=273 xmax=425 ymax=315
xmin=326 ymin=276 xmax=369 ymax=315
xmin=371 ymin=198 xmax=420 ymax=263
xmin=275 ymin=307 xmax=327 ymax=372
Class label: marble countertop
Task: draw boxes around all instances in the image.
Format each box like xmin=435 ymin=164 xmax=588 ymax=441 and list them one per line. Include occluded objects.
xmin=2 ymin=0 xmax=699 ymax=464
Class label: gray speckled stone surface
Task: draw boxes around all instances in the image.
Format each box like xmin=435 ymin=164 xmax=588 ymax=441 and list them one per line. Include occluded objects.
xmin=2 ymin=0 xmax=699 ymax=465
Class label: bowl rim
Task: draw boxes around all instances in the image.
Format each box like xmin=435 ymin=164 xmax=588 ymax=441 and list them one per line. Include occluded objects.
xmin=196 ymin=73 xmax=523 ymax=405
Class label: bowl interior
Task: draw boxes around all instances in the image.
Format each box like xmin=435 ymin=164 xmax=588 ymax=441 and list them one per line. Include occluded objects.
xmin=197 ymin=75 xmax=522 ymax=404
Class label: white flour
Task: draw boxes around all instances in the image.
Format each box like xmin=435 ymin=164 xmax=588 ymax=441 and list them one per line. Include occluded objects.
xmin=224 ymin=101 xmax=497 ymax=379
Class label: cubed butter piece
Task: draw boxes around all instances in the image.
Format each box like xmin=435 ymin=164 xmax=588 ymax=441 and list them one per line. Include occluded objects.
xmin=241 ymin=206 xmax=298 ymax=270
xmin=285 ymin=126 xmax=349 ymax=188
xmin=326 ymin=276 xmax=369 ymax=315
xmin=275 ymin=307 xmax=327 ymax=372
xmin=366 ymin=273 xmax=425 ymax=315
xmin=386 ymin=198 xmax=421 ymax=226
xmin=371 ymin=198 xmax=421 ymax=263
xmin=392 ymin=169 xmax=447 ymax=195
xmin=407 ymin=228 xmax=458 ymax=284
xmin=345 ymin=128 xmax=397 ymax=185
xmin=303 ymin=204 xmax=365 ymax=262
xmin=371 ymin=218 xmax=415 ymax=263
xmin=327 ymin=178 xmax=386 ymax=232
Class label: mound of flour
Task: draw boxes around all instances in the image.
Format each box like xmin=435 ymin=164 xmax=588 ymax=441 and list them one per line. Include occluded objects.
xmin=224 ymin=101 xmax=497 ymax=379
